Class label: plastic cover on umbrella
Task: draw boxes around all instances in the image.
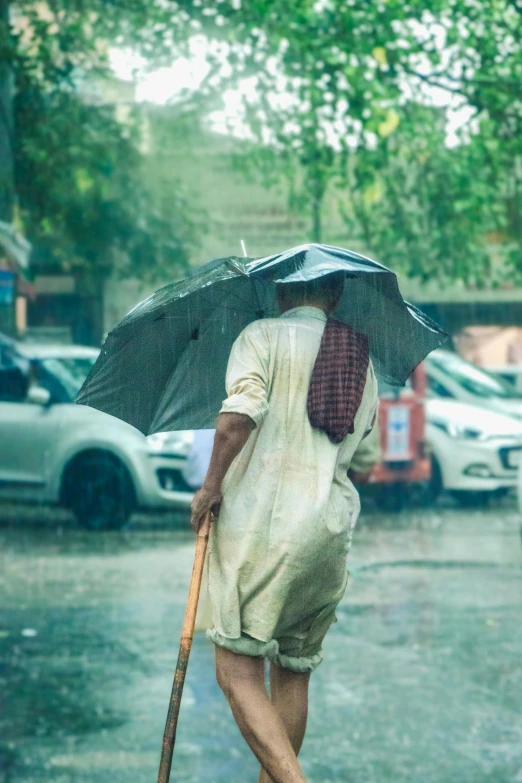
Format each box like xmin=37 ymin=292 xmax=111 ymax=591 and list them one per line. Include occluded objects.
xmin=77 ymin=243 xmax=449 ymax=434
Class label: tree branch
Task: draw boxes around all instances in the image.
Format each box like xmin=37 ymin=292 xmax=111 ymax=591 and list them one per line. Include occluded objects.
xmin=406 ymin=67 xmax=522 ymax=95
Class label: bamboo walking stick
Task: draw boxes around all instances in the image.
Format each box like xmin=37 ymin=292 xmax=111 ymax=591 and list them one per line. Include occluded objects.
xmin=157 ymin=510 xmax=212 ymax=783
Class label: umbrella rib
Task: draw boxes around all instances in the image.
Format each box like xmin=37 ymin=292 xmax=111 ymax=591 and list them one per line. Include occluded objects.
xmin=217 ymin=287 xmax=256 ymax=309
xmin=204 ymin=287 xmax=257 ymax=318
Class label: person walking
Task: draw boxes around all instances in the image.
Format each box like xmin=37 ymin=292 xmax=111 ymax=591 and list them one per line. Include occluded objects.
xmin=77 ymin=244 xmax=447 ymax=782
xmin=191 ymin=272 xmax=379 ymax=783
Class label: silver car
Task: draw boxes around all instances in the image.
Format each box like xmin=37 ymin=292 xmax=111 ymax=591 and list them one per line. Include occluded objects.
xmin=0 ymin=343 xmax=194 ymax=528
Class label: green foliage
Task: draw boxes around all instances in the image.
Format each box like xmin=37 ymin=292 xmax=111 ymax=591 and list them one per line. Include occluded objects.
xmin=181 ymin=0 xmax=522 ymax=283
xmin=13 ymin=82 xmax=194 ymax=281
xmin=342 ymin=103 xmax=492 ymax=284
xmin=197 ymin=0 xmax=421 ymax=242
xmin=2 ymin=0 xmax=522 ymax=286
xmin=391 ymin=1 xmax=522 ymax=281
xmin=1 ymin=0 xmax=199 ymax=281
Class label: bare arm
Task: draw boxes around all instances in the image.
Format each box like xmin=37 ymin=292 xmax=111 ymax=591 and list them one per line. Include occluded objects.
xmin=347 ymin=418 xmax=381 ymax=486
xmin=190 ymin=412 xmax=255 ymax=531
xmin=347 ymin=425 xmax=375 ymax=484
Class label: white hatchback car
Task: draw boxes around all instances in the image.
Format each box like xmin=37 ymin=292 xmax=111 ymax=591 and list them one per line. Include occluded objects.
xmin=0 ymin=343 xmax=194 ymax=528
xmin=426 ymin=398 xmax=522 ymax=505
xmin=425 ymin=349 xmax=522 ymax=419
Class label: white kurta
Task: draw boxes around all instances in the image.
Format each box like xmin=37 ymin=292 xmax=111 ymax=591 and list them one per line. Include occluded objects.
xmin=207 ymin=306 xmax=379 ymax=671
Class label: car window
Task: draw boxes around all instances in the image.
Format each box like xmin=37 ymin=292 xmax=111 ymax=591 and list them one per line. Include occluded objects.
xmin=428 ymin=352 xmax=522 ymax=399
xmin=0 ymin=366 xmax=29 ymax=402
xmin=38 ymin=357 xmax=97 ymax=402
xmin=490 ymin=370 xmax=522 ymax=391
xmin=426 ymin=374 xmax=454 ymax=399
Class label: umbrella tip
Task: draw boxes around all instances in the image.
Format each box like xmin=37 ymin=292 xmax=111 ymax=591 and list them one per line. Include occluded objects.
xmin=240 ymin=239 xmax=247 ymax=257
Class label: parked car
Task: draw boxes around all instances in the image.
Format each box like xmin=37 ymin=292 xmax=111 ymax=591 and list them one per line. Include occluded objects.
xmin=485 ymin=364 xmax=522 ymax=394
xmin=425 ymin=349 xmax=522 ymax=419
xmin=425 ymin=398 xmax=522 ymax=505
xmin=517 ymin=461 xmax=522 ymax=519
xmin=0 ymin=343 xmax=194 ymax=529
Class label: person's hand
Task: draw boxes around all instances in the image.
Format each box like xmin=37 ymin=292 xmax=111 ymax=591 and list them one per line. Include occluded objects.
xmin=191 ymin=485 xmax=222 ymax=532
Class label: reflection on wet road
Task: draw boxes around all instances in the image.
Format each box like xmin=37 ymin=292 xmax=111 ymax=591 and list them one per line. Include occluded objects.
xmin=1 ymin=505 xmax=521 ymax=782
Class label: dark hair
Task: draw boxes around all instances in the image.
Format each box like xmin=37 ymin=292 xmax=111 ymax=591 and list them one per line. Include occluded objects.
xmin=276 ymin=272 xmax=345 ymax=311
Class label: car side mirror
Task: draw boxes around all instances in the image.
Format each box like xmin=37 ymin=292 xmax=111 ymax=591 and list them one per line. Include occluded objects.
xmin=27 ymin=385 xmax=52 ymax=406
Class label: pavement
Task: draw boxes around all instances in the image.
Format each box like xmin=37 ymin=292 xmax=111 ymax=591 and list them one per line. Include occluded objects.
xmin=1 ymin=502 xmax=522 ymax=783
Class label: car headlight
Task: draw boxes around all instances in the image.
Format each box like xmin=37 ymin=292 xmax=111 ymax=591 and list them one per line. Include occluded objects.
xmin=431 ymin=420 xmax=486 ymax=440
xmin=146 ymin=430 xmax=194 ymax=456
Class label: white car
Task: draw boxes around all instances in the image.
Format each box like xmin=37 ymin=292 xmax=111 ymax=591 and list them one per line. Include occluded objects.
xmin=0 ymin=343 xmax=194 ymax=528
xmin=486 ymin=365 xmax=522 ymax=394
xmin=517 ymin=462 xmax=522 ymax=518
xmin=425 ymin=349 xmax=522 ymax=420
xmin=426 ymin=398 xmax=522 ymax=505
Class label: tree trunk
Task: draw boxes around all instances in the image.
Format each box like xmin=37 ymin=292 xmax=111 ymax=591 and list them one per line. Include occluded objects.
xmin=310 ymin=165 xmax=324 ymax=243
xmin=312 ymin=194 xmax=322 ymax=243
xmin=0 ymin=0 xmax=13 ymax=223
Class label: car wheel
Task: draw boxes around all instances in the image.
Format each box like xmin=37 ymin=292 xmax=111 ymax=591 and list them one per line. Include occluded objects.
xmin=374 ymin=483 xmax=409 ymax=513
xmin=62 ymin=451 xmax=135 ymax=530
xmin=450 ymin=490 xmax=492 ymax=508
xmin=416 ymin=456 xmax=443 ymax=507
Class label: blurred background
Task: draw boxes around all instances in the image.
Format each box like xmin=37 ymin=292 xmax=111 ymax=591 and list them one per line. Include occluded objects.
xmin=1 ymin=2 xmax=522 ymax=782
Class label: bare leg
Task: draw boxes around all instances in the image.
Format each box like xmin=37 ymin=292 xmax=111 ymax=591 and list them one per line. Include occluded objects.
xmin=259 ymin=663 xmax=311 ymax=783
xmin=215 ymin=646 xmax=307 ymax=783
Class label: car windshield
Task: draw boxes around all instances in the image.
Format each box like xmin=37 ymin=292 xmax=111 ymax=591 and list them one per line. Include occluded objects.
xmin=429 ymin=352 xmax=522 ymax=400
xmin=39 ymin=356 xmax=97 ymax=401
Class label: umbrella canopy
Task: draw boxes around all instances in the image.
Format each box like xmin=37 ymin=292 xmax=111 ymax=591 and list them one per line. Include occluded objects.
xmin=77 ymin=243 xmax=448 ymax=434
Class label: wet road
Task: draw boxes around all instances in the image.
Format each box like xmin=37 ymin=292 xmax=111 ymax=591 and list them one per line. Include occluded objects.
xmin=1 ymin=504 xmax=522 ymax=783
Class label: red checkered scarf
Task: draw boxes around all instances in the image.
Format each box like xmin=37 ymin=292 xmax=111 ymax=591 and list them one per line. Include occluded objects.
xmin=307 ymin=318 xmax=370 ymax=444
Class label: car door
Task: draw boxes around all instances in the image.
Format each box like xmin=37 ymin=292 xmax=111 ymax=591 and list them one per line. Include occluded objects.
xmin=0 ymin=392 xmax=64 ymax=501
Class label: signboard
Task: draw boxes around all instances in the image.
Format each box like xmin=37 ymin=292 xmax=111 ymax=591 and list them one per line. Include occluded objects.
xmin=0 ymin=270 xmax=15 ymax=306
xmin=34 ymin=275 xmax=75 ymax=294
xmin=386 ymin=405 xmax=411 ymax=460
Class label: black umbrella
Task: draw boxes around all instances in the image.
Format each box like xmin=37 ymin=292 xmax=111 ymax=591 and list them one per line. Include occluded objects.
xmin=77 ymin=243 xmax=448 ymax=433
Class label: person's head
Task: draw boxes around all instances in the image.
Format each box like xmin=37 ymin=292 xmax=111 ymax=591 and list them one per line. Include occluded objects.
xmin=276 ymin=272 xmax=345 ymax=315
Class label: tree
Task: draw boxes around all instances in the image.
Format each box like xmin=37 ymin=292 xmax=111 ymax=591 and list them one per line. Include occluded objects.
xmin=0 ymin=0 xmax=14 ymax=221
xmin=391 ymin=2 xmax=522 ymax=281
xmin=175 ymin=0 xmax=433 ymax=242
xmin=175 ymin=0 xmax=522 ymax=282
xmin=0 ymin=0 xmax=201 ymax=285
xmin=13 ymin=82 xmax=196 ymax=284
xmin=2 ymin=0 xmax=521 ymax=289
xmin=342 ymin=102 xmax=492 ymax=284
